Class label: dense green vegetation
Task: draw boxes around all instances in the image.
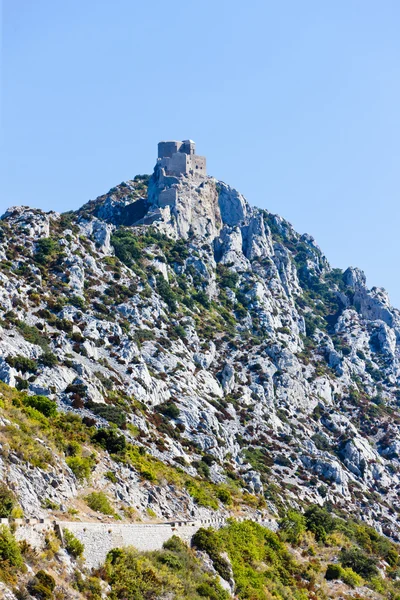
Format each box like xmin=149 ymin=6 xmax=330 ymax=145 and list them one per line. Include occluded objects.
xmin=28 ymin=569 xmax=56 ymax=599
xmin=193 ymin=521 xmax=309 ymax=600
xmin=98 ymin=536 xmax=229 ymax=600
xmin=0 ymin=525 xmax=24 ymax=584
xmin=85 ymin=491 xmax=115 ymax=515
xmin=0 ymin=484 xmax=16 ymax=518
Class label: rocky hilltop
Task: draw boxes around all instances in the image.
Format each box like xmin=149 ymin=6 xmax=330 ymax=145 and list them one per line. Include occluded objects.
xmin=1 ymin=141 xmax=400 ymax=598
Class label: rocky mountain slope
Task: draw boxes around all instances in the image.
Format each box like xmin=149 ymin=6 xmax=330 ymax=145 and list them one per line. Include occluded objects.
xmin=1 ymin=143 xmax=400 ymax=598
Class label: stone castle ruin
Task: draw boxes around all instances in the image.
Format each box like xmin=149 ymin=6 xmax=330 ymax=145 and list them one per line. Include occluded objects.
xmin=157 ymin=139 xmax=206 ymax=177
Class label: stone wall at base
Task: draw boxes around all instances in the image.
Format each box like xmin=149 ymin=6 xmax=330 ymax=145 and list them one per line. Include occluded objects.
xmin=58 ymin=520 xmax=206 ymax=569
xmin=1 ymin=516 xmax=278 ymax=570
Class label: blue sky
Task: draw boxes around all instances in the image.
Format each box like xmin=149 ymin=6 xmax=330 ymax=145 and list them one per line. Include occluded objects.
xmin=2 ymin=1 xmax=400 ymax=305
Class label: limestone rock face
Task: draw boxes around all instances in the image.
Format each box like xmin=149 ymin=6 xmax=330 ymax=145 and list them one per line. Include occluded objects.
xmin=148 ymin=165 xmax=223 ymax=239
xmin=217 ymin=182 xmax=249 ymax=226
xmin=1 ymin=150 xmax=400 ymax=542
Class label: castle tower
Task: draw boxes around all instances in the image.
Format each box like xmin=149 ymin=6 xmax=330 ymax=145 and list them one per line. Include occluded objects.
xmin=157 ymin=140 xmax=206 ymax=177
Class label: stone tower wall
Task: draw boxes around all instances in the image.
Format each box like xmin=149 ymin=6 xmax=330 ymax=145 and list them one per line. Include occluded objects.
xmin=157 ymin=140 xmax=206 ymax=176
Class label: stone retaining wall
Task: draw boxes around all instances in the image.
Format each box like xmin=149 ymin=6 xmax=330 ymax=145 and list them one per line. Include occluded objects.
xmin=1 ymin=516 xmax=277 ymax=570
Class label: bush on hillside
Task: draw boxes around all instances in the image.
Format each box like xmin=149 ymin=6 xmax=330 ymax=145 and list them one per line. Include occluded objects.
xmin=279 ymin=509 xmax=306 ymax=546
xmin=90 ymin=404 xmax=127 ymax=428
xmin=92 ymin=428 xmax=126 ymax=454
xmin=22 ymin=395 xmax=57 ymax=418
xmin=85 ymin=491 xmax=114 ymax=515
xmin=339 ymin=546 xmax=379 ymax=579
xmin=304 ymin=505 xmax=336 ymax=542
xmin=66 ymin=456 xmax=93 ymax=482
xmin=28 ymin=570 xmax=56 ymax=599
xmin=64 ymin=529 xmax=84 ymax=558
xmin=6 ymin=355 xmax=37 ymax=373
xmin=0 ymin=525 xmax=24 ymax=568
xmin=0 ymin=484 xmax=15 ymax=518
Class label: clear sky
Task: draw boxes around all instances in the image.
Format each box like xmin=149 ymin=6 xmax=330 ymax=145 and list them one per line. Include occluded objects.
xmin=2 ymin=1 xmax=400 ymax=305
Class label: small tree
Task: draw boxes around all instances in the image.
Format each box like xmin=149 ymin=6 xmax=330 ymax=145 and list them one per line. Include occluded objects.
xmin=85 ymin=491 xmax=114 ymax=515
xmin=0 ymin=484 xmax=15 ymax=518
xmin=64 ymin=529 xmax=84 ymax=558
xmin=279 ymin=510 xmax=306 ymax=546
xmin=340 ymin=546 xmax=379 ymax=579
xmin=0 ymin=525 xmax=23 ymax=568
xmin=22 ymin=395 xmax=57 ymax=418
xmin=304 ymin=505 xmax=336 ymax=542
xmin=28 ymin=570 xmax=56 ymax=599
xmin=92 ymin=428 xmax=126 ymax=454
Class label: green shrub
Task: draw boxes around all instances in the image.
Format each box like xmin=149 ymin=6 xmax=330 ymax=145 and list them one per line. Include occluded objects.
xmin=279 ymin=510 xmax=306 ymax=546
xmin=90 ymin=404 xmax=127 ymax=428
xmin=172 ymin=324 xmax=187 ymax=339
xmin=73 ymin=571 xmax=103 ymax=598
xmin=185 ymin=481 xmax=218 ymax=509
xmin=66 ymin=456 xmax=93 ymax=482
xmin=341 ymin=567 xmax=363 ymax=588
xmin=192 ymin=528 xmax=221 ymax=556
xmin=157 ymin=276 xmax=177 ymax=312
xmin=0 ymin=525 xmax=23 ymax=568
xmin=156 ymin=550 xmax=183 ymax=570
xmin=157 ymin=401 xmax=180 ymax=419
xmin=134 ymin=329 xmax=155 ymax=343
xmin=217 ymin=265 xmax=239 ymax=290
xmin=340 ymin=520 xmax=400 ymax=567
xmin=103 ymin=536 xmax=229 ymax=599
xmin=16 ymin=321 xmax=50 ymax=350
xmin=64 ymin=441 xmax=81 ymax=457
xmin=85 ymin=491 xmax=114 ymax=515
xmin=325 ymin=563 xmax=342 ymax=580
xmin=0 ymin=484 xmax=15 ymax=518
xmin=304 ymin=505 xmax=336 ymax=542
xmin=325 ymin=563 xmax=363 ymax=588
xmin=64 ymin=529 xmax=84 ymax=558
xmin=193 ymin=291 xmax=210 ymax=309
xmin=211 ymin=554 xmax=231 ymax=581
xmin=6 ymin=355 xmax=37 ymax=373
xmin=311 ymin=433 xmax=331 ymax=451
xmin=111 ymin=230 xmax=141 ymax=266
xmin=368 ymin=576 xmax=387 ymax=593
xmin=216 ymin=488 xmax=232 ymax=505
xmin=92 ymin=428 xmax=126 ymax=453
xmin=195 ymin=461 xmax=210 ymax=479
xmin=105 ymin=470 xmax=118 ymax=483
xmin=35 ymin=237 xmax=60 ymax=264
xmin=339 ymin=546 xmax=379 ymax=579
xmin=192 ymin=528 xmax=230 ymax=579
xmin=41 ymin=498 xmax=60 ymax=510
xmin=28 ymin=570 xmax=56 ymax=599
xmin=163 ymin=536 xmax=188 ymax=552
xmin=22 ymin=395 xmax=57 ymax=418
xmin=196 ymin=581 xmax=228 ymax=599
xmin=211 ymin=520 xmax=301 ymax=598
xmin=68 ymin=295 xmax=86 ymax=309
xmin=39 ymin=351 xmax=58 ymax=367
xmin=15 ymin=377 xmax=29 ymax=391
